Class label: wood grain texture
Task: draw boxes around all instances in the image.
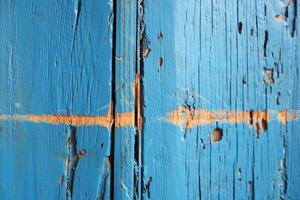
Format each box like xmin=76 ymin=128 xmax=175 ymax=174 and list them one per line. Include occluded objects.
xmin=0 ymin=1 xmax=113 ymax=199
xmin=141 ymin=0 xmax=300 ymax=199
xmin=0 ymin=0 xmax=299 ymax=200
xmin=113 ymin=0 xmax=138 ymax=200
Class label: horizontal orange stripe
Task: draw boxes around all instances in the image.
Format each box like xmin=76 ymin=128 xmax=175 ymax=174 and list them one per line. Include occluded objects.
xmin=166 ymin=106 xmax=299 ymax=129
xmin=0 ymin=111 xmax=134 ymax=128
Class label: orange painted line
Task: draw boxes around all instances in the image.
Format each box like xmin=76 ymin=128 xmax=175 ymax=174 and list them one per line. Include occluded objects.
xmin=166 ymin=106 xmax=299 ymax=130
xmin=1 ymin=106 xmax=297 ymax=131
xmin=115 ymin=111 xmax=135 ymax=128
xmin=0 ymin=108 xmax=134 ymax=128
xmin=0 ymin=75 xmax=143 ymax=130
xmin=0 ymin=114 xmax=113 ymax=127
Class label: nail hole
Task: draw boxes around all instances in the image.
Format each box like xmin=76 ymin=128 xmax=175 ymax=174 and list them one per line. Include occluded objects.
xmin=237 ymin=168 xmax=242 ymax=181
xmin=158 ymin=57 xmax=163 ymax=66
xmin=211 ymin=127 xmax=223 ymax=143
xmin=238 ymin=22 xmax=243 ymax=34
xmin=157 ymin=32 xmax=163 ymax=40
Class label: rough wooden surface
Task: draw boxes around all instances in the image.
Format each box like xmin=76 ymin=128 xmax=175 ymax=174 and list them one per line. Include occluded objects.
xmin=0 ymin=0 xmax=299 ymax=200
xmin=113 ymin=0 xmax=137 ymax=199
xmin=0 ymin=1 xmax=113 ymax=199
xmin=142 ymin=0 xmax=300 ymax=199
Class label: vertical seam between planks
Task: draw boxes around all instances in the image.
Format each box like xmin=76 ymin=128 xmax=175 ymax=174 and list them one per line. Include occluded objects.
xmin=110 ymin=0 xmax=117 ymax=199
xmin=134 ymin=0 xmax=145 ymax=199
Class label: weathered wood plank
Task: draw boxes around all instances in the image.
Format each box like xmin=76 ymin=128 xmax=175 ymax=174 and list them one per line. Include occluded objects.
xmin=142 ymin=0 xmax=299 ymax=199
xmin=0 ymin=1 xmax=113 ymax=199
xmin=0 ymin=0 xmax=299 ymax=199
xmin=113 ymin=0 xmax=138 ymax=199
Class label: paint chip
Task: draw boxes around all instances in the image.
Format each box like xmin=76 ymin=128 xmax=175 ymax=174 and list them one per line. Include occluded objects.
xmin=264 ymin=68 xmax=274 ymax=85
xmin=143 ymin=48 xmax=151 ymax=58
xmin=275 ymin=15 xmax=283 ymax=22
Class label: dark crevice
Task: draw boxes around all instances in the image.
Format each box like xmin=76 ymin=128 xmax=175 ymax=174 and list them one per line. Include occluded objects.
xmin=110 ymin=0 xmax=117 ymax=199
xmin=277 ymin=92 xmax=281 ymax=106
xmin=142 ymin=176 xmax=152 ymax=198
xmin=66 ymin=126 xmax=86 ymax=200
xmin=97 ymin=156 xmax=112 ymax=200
xmin=238 ymin=22 xmax=243 ymax=34
xmin=289 ymin=0 xmax=297 ymax=37
xmin=249 ymin=110 xmax=254 ymax=126
xmin=134 ymin=0 xmax=145 ymax=199
xmin=71 ymin=0 xmax=82 ymax=59
xmin=278 ymin=128 xmax=288 ymax=199
xmin=65 ymin=126 xmax=77 ymax=200
xmin=74 ymin=0 xmax=82 ymax=33
xmin=263 ymin=30 xmax=268 ymax=57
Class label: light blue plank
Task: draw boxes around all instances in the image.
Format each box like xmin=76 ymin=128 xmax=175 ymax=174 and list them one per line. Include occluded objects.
xmin=142 ymin=0 xmax=299 ymax=199
xmin=113 ymin=0 xmax=138 ymax=199
xmin=286 ymin=0 xmax=300 ymax=198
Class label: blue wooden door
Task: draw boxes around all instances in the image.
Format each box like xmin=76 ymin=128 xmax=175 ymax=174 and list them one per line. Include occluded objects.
xmin=0 ymin=0 xmax=299 ymax=200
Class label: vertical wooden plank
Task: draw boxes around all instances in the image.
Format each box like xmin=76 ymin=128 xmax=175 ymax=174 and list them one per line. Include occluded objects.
xmin=0 ymin=1 xmax=114 ymax=199
xmin=142 ymin=1 xmax=189 ymax=199
xmin=113 ymin=0 xmax=137 ymax=199
xmin=142 ymin=0 xmax=299 ymax=199
xmin=286 ymin=0 xmax=300 ymax=198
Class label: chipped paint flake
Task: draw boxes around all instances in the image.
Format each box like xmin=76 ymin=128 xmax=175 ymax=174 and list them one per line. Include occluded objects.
xmin=134 ymin=74 xmax=143 ymax=134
